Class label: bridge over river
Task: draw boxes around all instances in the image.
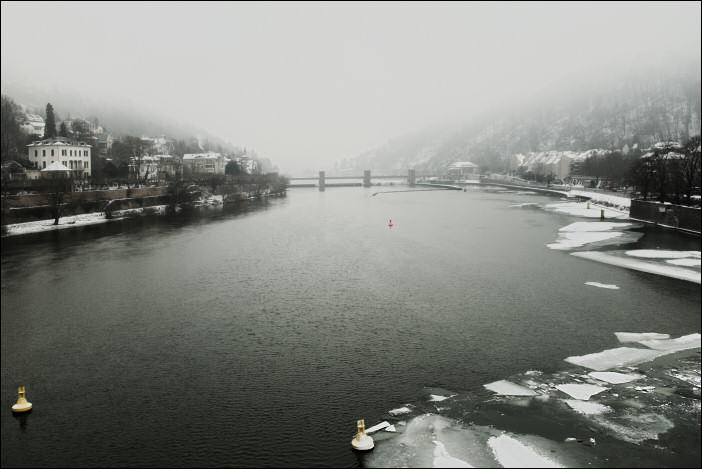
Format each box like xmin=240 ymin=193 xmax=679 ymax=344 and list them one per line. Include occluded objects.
xmin=286 ymin=170 xmax=575 ymax=198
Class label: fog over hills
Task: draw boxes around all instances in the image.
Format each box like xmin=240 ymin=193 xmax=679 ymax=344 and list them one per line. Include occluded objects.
xmin=0 ymin=78 xmax=239 ymax=153
xmin=335 ymin=55 xmax=701 ymax=176
xmin=3 ymin=54 xmax=699 ymax=178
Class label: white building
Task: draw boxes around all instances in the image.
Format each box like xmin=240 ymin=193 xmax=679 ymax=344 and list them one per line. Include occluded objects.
xmin=183 ymin=152 xmax=226 ymax=175
xmin=27 ymin=137 xmax=92 ymax=179
xmin=21 ymin=114 xmax=45 ymax=136
xmin=446 ymin=161 xmax=480 ymax=180
xmin=511 ymin=150 xmax=601 ymax=180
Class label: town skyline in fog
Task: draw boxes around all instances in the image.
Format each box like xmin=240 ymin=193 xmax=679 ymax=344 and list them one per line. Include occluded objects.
xmin=2 ymin=1 xmax=700 ymax=175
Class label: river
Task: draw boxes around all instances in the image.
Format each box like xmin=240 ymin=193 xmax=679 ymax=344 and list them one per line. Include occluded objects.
xmin=1 ymin=185 xmax=700 ymax=467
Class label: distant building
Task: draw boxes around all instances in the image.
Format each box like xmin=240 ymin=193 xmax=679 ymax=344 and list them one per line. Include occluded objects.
xmin=236 ymin=155 xmax=257 ymax=173
xmin=183 ymin=152 xmax=226 ymax=175
xmin=96 ymin=132 xmax=114 ymax=156
xmin=26 ymin=137 xmax=92 ymax=179
xmin=511 ymin=150 xmax=601 ymax=180
xmin=129 ymin=154 xmax=182 ymax=181
xmin=446 ymin=161 xmax=479 ymax=180
xmin=21 ymin=114 xmax=45 ymax=136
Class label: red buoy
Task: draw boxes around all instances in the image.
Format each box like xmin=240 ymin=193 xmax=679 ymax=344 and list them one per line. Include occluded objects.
xmin=388 ymin=219 xmax=393 ymax=227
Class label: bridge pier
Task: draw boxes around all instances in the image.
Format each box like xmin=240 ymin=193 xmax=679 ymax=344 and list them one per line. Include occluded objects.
xmin=363 ymin=170 xmax=371 ymax=187
xmin=319 ymin=170 xmax=325 ymax=191
xmin=408 ymin=169 xmax=416 ymax=187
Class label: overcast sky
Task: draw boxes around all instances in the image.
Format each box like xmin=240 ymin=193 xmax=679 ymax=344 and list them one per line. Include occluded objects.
xmin=2 ymin=1 xmax=700 ymax=175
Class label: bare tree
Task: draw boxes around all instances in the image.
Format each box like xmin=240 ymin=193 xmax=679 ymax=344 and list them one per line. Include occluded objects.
xmin=45 ymin=172 xmax=70 ymax=225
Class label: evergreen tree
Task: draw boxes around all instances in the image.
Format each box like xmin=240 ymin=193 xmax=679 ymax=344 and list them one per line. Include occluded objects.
xmin=43 ymin=103 xmax=57 ymax=139
xmin=1 ymin=95 xmax=23 ymax=161
xmin=59 ymin=121 xmax=69 ymax=137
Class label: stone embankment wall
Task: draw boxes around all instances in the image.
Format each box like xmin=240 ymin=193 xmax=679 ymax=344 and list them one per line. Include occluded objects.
xmin=630 ymin=200 xmax=701 ymax=234
xmin=2 ymin=187 xmax=169 ymax=224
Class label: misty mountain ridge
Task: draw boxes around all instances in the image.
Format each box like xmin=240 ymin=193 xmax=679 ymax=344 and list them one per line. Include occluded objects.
xmin=0 ymin=78 xmax=237 ymax=153
xmin=336 ymin=57 xmax=701 ymax=176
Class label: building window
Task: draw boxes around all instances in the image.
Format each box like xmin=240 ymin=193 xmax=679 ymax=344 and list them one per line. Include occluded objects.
xmin=42 ymin=161 xmax=46 ymax=169
xmin=51 ymin=149 xmax=54 ymax=156
xmin=70 ymin=150 xmax=73 ymax=156
xmin=35 ymin=150 xmax=38 ymax=157
xmin=42 ymin=150 xmax=46 ymax=156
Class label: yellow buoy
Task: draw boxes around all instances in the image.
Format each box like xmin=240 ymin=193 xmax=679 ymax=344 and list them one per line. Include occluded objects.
xmin=12 ymin=386 xmax=32 ymax=413
xmin=351 ymin=418 xmax=374 ymax=451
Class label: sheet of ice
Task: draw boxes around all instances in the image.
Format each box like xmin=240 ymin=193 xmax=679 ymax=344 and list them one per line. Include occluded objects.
xmin=625 ymin=249 xmax=701 ymax=259
xmin=565 ymin=347 xmax=671 ymax=371
xmin=638 ymin=333 xmax=701 ymax=351
xmin=388 ymin=406 xmax=412 ymax=415
xmin=571 ymin=251 xmax=701 ymax=284
xmin=585 ymin=282 xmax=620 ymax=289
xmin=564 ymin=400 xmax=612 ymax=415
xmin=510 ymin=203 xmax=539 ymax=207
xmin=588 ymin=371 xmax=641 ymax=384
xmin=484 ymin=380 xmax=539 ymax=396
xmin=365 ymin=421 xmax=390 ymax=434
xmin=556 ymin=383 xmax=608 ymax=400
xmin=430 ymin=394 xmax=456 ymax=402
xmin=615 ymin=332 xmax=670 ymax=343
xmin=487 ymin=434 xmax=563 ymax=468
xmin=559 ymin=222 xmax=632 ymax=232
xmin=385 ymin=425 xmax=396 ymax=432
xmin=547 ymin=231 xmax=622 ymax=250
xmin=667 ymin=258 xmax=702 ymax=266
xmin=433 ymin=441 xmax=473 ymax=468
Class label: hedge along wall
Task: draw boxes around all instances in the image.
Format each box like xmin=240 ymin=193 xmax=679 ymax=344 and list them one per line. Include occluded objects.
xmin=629 ymin=199 xmax=701 ymax=234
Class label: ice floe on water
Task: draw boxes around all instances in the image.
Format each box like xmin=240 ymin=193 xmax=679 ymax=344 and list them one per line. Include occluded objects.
xmin=364 ymin=331 xmax=700 ymax=468
xmin=571 ymin=251 xmax=701 ymax=283
xmin=487 ymin=434 xmax=563 ymax=468
xmin=564 ymin=400 xmax=612 ymax=415
xmin=547 ymin=222 xmax=643 ymax=250
xmin=484 ymin=380 xmax=539 ymax=396
xmin=667 ymin=258 xmax=702 ymax=266
xmin=585 ymin=282 xmax=619 ymax=289
xmin=588 ymin=371 xmax=641 ymax=384
xmin=564 ymin=347 xmax=670 ymax=371
xmin=433 ymin=441 xmax=473 ymax=468
xmin=510 ymin=202 xmax=539 ymax=207
xmin=430 ymin=394 xmax=456 ymax=402
xmin=388 ymin=406 xmax=412 ymax=416
xmin=556 ymin=383 xmax=609 ymax=400
xmin=625 ymin=249 xmax=701 ymax=259
xmin=637 ymin=333 xmax=701 ymax=351
xmin=615 ymin=332 xmax=670 ymax=342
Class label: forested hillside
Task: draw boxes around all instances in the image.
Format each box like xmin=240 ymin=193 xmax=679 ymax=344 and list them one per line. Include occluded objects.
xmin=338 ymin=58 xmax=701 ymax=175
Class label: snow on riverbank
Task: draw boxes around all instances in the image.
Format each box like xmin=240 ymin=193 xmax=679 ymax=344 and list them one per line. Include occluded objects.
xmin=2 ymin=194 xmax=225 ymax=237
